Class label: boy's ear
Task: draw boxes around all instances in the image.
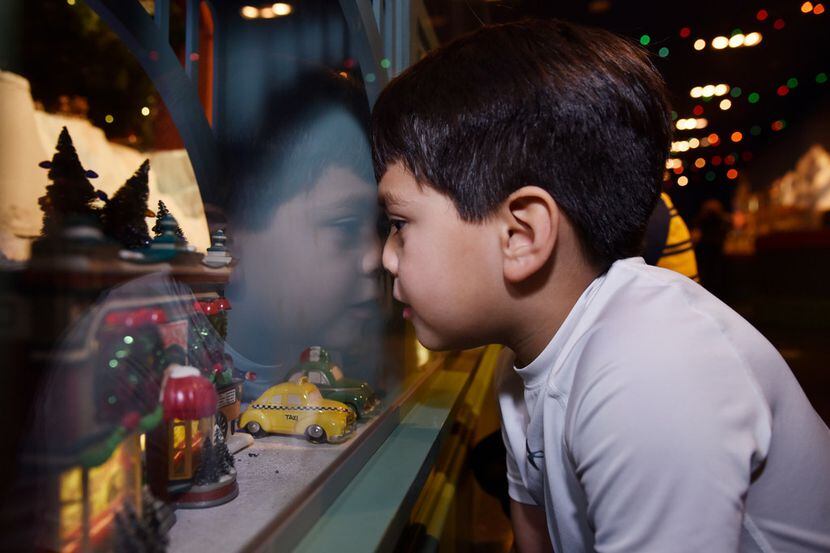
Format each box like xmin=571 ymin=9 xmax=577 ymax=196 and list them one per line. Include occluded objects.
xmin=499 ymin=186 xmax=559 ymax=283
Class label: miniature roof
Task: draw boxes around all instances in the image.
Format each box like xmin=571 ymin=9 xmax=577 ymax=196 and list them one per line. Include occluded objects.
xmin=162 ymin=364 xmax=217 ymax=421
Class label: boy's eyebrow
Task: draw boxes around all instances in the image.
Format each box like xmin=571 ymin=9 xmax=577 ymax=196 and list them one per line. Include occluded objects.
xmin=378 ymin=190 xmax=409 ymax=209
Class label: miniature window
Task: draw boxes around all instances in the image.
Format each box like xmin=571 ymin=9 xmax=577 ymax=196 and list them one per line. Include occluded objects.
xmin=170 ymin=419 xmax=202 ymax=480
xmin=269 ymin=394 xmax=283 ymax=404
xmin=287 ymin=394 xmax=302 ymax=406
xmin=308 ymin=371 xmax=325 ymax=385
xmin=307 ymin=390 xmax=323 ymax=402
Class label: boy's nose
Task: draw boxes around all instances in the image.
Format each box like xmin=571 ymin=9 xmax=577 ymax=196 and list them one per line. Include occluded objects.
xmin=382 ymin=237 xmax=398 ymax=277
xmin=362 ymin=232 xmax=382 ymax=275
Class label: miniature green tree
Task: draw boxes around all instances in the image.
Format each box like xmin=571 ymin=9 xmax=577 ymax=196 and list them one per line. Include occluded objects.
xmin=102 ymin=160 xmax=152 ymax=249
xmin=152 ymin=200 xmax=184 ymax=239
xmin=38 ymin=127 xmax=99 ymax=235
xmin=194 ymin=437 xmax=222 ymax=485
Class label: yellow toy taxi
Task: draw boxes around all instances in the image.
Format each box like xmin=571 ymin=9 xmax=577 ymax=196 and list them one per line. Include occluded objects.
xmin=239 ymin=378 xmax=356 ymax=443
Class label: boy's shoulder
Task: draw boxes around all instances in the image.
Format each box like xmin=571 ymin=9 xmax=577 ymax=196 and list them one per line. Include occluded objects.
xmin=564 ymin=258 xmax=783 ymax=394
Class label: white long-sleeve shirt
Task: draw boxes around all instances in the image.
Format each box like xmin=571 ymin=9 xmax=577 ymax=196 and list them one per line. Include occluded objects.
xmin=499 ymin=257 xmax=830 ymax=552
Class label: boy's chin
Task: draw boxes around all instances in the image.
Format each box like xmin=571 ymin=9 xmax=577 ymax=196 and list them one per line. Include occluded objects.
xmin=414 ymin=326 xmax=485 ymax=353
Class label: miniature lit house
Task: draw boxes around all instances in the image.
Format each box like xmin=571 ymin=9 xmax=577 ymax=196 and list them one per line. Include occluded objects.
xmin=12 ymin=299 xmax=168 ymax=552
xmin=163 ymin=365 xmax=216 ymax=481
xmin=57 ymin=437 xmax=143 ymax=552
xmin=149 ymin=363 xmax=238 ymax=508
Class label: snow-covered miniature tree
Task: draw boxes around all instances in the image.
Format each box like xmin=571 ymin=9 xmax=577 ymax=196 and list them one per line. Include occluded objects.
xmin=37 ymin=127 xmax=99 ymax=235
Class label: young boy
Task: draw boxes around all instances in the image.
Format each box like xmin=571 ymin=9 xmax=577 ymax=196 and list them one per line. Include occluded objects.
xmin=372 ymin=19 xmax=830 ymax=553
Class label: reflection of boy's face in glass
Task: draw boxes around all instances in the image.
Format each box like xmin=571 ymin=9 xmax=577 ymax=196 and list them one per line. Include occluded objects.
xmin=233 ymin=165 xmax=379 ymax=349
xmin=228 ymin=108 xmax=380 ymax=361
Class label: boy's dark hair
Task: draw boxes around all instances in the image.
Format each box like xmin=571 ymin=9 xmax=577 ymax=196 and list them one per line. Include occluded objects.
xmin=371 ymin=19 xmax=672 ymax=268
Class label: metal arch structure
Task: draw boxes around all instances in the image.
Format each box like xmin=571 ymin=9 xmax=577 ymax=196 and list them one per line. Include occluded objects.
xmin=82 ymin=0 xmax=438 ymax=204
xmin=83 ymin=0 xmax=221 ymax=205
xmin=340 ymin=0 xmax=439 ymax=104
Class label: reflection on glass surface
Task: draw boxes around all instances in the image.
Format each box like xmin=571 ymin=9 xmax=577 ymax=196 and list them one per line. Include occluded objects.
xmin=221 ymin=70 xmax=382 ymax=401
xmin=0 ymin=1 xmax=410 ymax=551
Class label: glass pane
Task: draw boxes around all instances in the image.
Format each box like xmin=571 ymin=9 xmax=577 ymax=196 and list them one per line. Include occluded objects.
xmin=2 ymin=1 xmax=427 ymax=551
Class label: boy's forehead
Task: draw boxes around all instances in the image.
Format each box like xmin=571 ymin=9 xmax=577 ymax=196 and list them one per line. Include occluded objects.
xmin=377 ymin=163 xmax=419 ymax=207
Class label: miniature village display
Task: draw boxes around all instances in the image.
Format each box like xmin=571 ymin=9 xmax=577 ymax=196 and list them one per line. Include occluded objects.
xmin=5 ymin=128 xmax=243 ymax=550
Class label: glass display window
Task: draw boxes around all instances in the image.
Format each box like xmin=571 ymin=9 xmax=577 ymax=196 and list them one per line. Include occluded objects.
xmin=1 ymin=1 xmax=454 ymax=551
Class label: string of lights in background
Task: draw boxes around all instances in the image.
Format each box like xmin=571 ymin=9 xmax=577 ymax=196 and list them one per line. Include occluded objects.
xmin=638 ymin=3 xmax=827 ymax=188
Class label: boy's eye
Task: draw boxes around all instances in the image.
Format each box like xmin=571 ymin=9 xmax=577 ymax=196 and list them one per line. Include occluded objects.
xmin=390 ymin=219 xmax=407 ymax=232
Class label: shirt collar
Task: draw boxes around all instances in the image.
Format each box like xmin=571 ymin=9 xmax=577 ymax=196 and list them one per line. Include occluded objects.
xmin=513 ymin=270 xmax=608 ymax=389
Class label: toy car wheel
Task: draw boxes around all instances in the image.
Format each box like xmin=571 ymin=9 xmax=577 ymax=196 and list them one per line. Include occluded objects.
xmin=305 ymin=424 xmax=327 ymax=443
xmin=245 ymin=421 xmax=265 ymax=437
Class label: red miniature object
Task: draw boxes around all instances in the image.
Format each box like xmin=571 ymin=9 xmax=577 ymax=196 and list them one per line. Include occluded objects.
xmin=203 ymin=302 xmax=215 ymax=315
xmin=121 ymin=411 xmax=141 ymax=431
xmin=192 ymin=301 xmax=205 ymax=314
xmin=214 ymin=298 xmax=231 ymax=311
xmin=162 ymin=366 xmax=218 ymax=421
xmin=103 ymin=307 xmax=168 ymax=327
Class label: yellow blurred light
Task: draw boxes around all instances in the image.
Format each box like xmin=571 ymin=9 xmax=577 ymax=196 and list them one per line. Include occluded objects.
xmin=141 ymin=106 xmax=150 ymax=116
xmin=678 ymin=176 xmax=689 ymax=186
xmin=801 ymin=2 xmax=814 ymax=13
xmin=719 ymin=99 xmax=732 ymax=110
xmin=689 ymin=138 xmax=700 ymax=149
xmin=240 ymin=5 xmax=259 ymax=18
xmin=729 ymin=34 xmax=745 ymax=48
xmin=690 ymin=86 xmax=703 ymax=98
xmin=696 ymin=118 xmax=709 ymax=129
xmin=702 ymin=85 xmax=716 ymax=97
xmin=415 ymin=341 xmax=431 ymax=367
xmin=695 ymin=158 xmax=706 ymax=168
xmin=714 ymin=84 xmax=729 ymax=96
xmin=731 ymin=131 xmax=743 ymax=142
xmin=105 ymin=114 xmax=114 ymax=124
xmin=712 ymin=36 xmax=729 ymax=49
xmin=67 ymin=0 xmax=76 ymax=5
xmin=259 ymin=6 xmax=277 ymax=18
xmin=272 ymin=3 xmax=293 ymax=16
xmin=743 ymin=32 xmax=762 ymax=46
xmin=693 ymin=39 xmax=706 ymax=50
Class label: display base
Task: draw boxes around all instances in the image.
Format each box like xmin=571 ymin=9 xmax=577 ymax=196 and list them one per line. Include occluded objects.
xmin=174 ymin=472 xmax=239 ymax=509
